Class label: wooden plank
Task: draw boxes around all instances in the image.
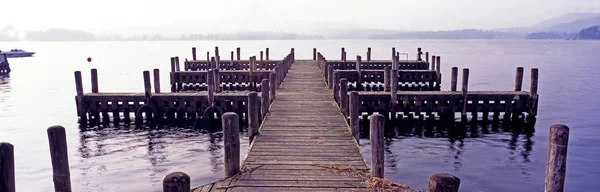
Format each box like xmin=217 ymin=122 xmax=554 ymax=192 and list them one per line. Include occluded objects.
xmin=230 ymin=180 xmax=367 ymax=188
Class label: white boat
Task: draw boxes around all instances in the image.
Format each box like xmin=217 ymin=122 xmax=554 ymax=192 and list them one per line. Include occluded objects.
xmin=0 ymin=49 xmax=35 ymax=58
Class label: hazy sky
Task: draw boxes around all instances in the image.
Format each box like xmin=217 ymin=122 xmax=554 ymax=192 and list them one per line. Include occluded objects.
xmin=3 ymin=0 xmax=600 ymax=35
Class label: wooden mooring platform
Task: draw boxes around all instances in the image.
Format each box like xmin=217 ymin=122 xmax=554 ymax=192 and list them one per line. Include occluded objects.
xmin=0 ymin=47 xmax=573 ymax=192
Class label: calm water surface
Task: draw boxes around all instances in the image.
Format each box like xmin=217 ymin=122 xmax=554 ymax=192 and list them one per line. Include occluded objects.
xmin=1 ymin=40 xmax=599 ymax=192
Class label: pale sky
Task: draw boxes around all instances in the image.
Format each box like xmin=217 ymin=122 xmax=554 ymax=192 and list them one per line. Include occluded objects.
xmin=3 ymin=0 xmax=600 ymax=35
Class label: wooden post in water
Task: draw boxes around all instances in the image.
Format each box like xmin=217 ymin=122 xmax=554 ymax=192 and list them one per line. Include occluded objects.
xmin=249 ymin=56 xmax=256 ymax=89
xmin=370 ymin=114 xmax=384 ymax=178
xmin=436 ymin=56 xmax=441 ymax=75
xmin=214 ymin=69 xmax=221 ymax=93
xmin=0 ymin=142 xmax=15 ymax=192
xmin=392 ymin=54 xmax=398 ymax=70
xmin=451 ymin=67 xmax=458 ymax=91
xmin=260 ymin=51 xmax=264 ymax=69
xmin=461 ymin=68 xmax=469 ymax=121
xmin=391 ymin=69 xmax=398 ymax=105
xmin=261 ymin=79 xmax=269 ymax=119
xmin=192 ymin=47 xmax=197 ymax=60
xmin=143 ymin=71 xmax=152 ymax=96
xmin=153 ymin=69 xmax=160 ymax=93
xmin=266 ymin=48 xmax=269 ymax=60
xmin=163 ymin=172 xmax=190 ymax=192
xmin=175 ymin=57 xmax=180 ymax=71
xmin=431 ymin=55 xmax=436 ymax=71
xmin=417 ymin=48 xmax=422 ymax=61
xmin=222 ymin=113 xmax=240 ymax=177
xmin=545 ymin=124 xmax=569 ymax=192
xmin=367 ymin=47 xmax=372 ymax=62
xmin=236 ymin=47 xmax=241 ymax=60
xmin=230 ymin=51 xmax=234 ymax=68
xmin=248 ymin=92 xmax=259 ymax=143
xmin=327 ymin=65 xmax=334 ymax=89
xmin=74 ymin=71 xmax=85 ymax=121
xmin=207 ymin=69 xmax=215 ymax=105
xmin=384 ymin=67 xmax=391 ymax=92
xmin=91 ymin=68 xmax=98 ymax=93
xmin=206 ymin=52 xmax=210 ymax=66
xmin=47 ymin=125 xmax=72 ymax=192
xmin=515 ymin=67 xmax=524 ymax=91
xmin=349 ymin=92 xmax=360 ymax=143
xmin=313 ymin=48 xmax=317 ymax=60
xmin=341 ymin=47 xmax=345 ymax=60
xmin=529 ymin=68 xmax=539 ymax=118
xmin=426 ymin=52 xmax=429 ymax=63
xmin=333 ymin=71 xmax=340 ymax=104
xmin=391 ymin=47 xmax=396 ymax=62
xmin=340 ymin=78 xmax=349 ymax=117
xmin=427 ymin=173 xmax=461 ymax=192
xmin=356 ymin=55 xmax=362 ymax=72
xmin=214 ymin=47 xmax=220 ymax=68
xmin=269 ymin=72 xmax=276 ymax=104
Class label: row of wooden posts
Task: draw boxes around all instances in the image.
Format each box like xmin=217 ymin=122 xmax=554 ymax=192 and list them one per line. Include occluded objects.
xmin=191 ymin=47 xmax=271 ymax=63
xmin=312 ymin=47 xmax=430 ymax=63
xmin=0 ymin=53 xmax=10 ymax=75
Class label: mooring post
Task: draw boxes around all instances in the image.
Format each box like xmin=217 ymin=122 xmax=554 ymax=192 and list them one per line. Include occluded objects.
xmin=162 ymin=172 xmax=190 ymax=192
xmin=236 ymin=47 xmax=240 ymax=60
xmin=249 ymin=56 xmax=256 ymax=90
xmin=248 ymin=92 xmax=259 ymax=143
xmin=333 ymin=71 xmax=340 ymax=104
xmin=214 ymin=46 xmax=220 ymax=66
xmin=214 ymin=69 xmax=221 ymax=93
xmin=431 ymin=55 xmax=436 ymax=71
xmin=210 ymin=57 xmax=216 ymax=70
xmin=545 ymin=124 xmax=569 ymax=192
xmin=206 ymin=52 xmax=210 ymax=67
xmin=451 ymin=67 xmax=458 ymax=91
xmin=349 ymin=92 xmax=360 ymax=143
xmin=367 ymin=47 xmax=372 ymax=62
xmin=436 ymin=56 xmax=441 ymax=75
xmin=515 ymin=67 xmax=524 ymax=91
xmin=175 ymin=57 xmax=180 ymax=72
xmin=370 ymin=114 xmax=384 ymax=178
xmin=356 ymin=55 xmax=362 ymax=72
xmin=266 ymin=48 xmax=269 ymax=60
xmin=426 ymin=52 xmax=430 ymax=63
xmin=340 ymin=78 xmax=349 ymax=117
xmin=391 ymin=47 xmax=396 ymax=62
xmin=327 ymin=65 xmax=334 ymax=89
xmin=207 ymin=69 xmax=215 ymax=105
xmin=192 ymin=47 xmax=197 ymax=61
xmin=384 ymin=67 xmax=391 ymax=92
xmin=529 ymin=68 xmax=539 ymax=118
xmin=313 ymin=48 xmax=317 ymax=60
xmin=417 ymin=48 xmax=422 ymax=61
xmin=461 ymin=68 xmax=469 ymax=121
xmin=0 ymin=142 xmax=15 ymax=192
xmin=269 ymin=72 xmax=276 ymax=103
xmin=153 ymin=69 xmax=161 ymax=93
xmin=230 ymin=51 xmax=234 ymax=68
xmin=341 ymin=47 xmax=345 ymax=60
xmin=261 ymin=79 xmax=269 ymax=119
xmin=91 ymin=68 xmax=98 ymax=93
xmin=47 ymin=125 xmax=72 ymax=192
xmin=260 ymin=51 xmax=264 ymax=69
xmin=392 ymin=54 xmax=398 ymax=70
xmin=391 ymin=69 xmax=398 ymax=105
xmin=143 ymin=71 xmax=152 ymax=96
xmin=74 ymin=71 xmax=85 ymax=118
xmin=427 ymin=173 xmax=461 ymax=192
xmin=222 ymin=112 xmax=240 ymax=177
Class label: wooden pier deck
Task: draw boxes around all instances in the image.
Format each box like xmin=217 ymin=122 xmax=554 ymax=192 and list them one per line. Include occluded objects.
xmin=194 ymin=60 xmax=388 ymax=191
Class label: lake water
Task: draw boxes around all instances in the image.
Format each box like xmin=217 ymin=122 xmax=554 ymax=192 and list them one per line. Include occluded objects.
xmin=1 ymin=40 xmax=599 ymax=192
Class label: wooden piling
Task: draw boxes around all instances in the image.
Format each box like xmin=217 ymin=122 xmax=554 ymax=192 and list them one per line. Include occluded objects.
xmin=327 ymin=65 xmax=334 ymax=89
xmin=236 ymin=47 xmax=241 ymax=60
xmin=340 ymin=78 xmax=349 ymax=117
xmin=214 ymin=46 xmax=220 ymax=63
xmin=426 ymin=52 xmax=429 ymax=63
xmin=143 ymin=71 xmax=152 ymax=95
xmin=74 ymin=71 xmax=84 ymax=116
xmin=175 ymin=57 xmax=180 ymax=72
xmin=163 ymin=172 xmax=190 ymax=192
xmin=47 ymin=125 xmax=72 ymax=192
xmin=91 ymin=68 xmax=98 ymax=93
xmin=545 ymin=124 xmax=569 ymax=192
xmin=349 ymin=92 xmax=360 ymax=143
xmin=370 ymin=114 xmax=384 ymax=178
xmin=367 ymin=47 xmax=372 ymax=62
xmin=356 ymin=55 xmax=362 ymax=72
xmin=514 ymin=67 xmax=524 ymax=91
xmin=260 ymin=51 xmax=264 ymax=69
xmin=451 ymin=67 xmax=458 ymax=91
xmin=192 ymin=47 xmax=197 ymax=60
xmin=431 ymin=55 xmax=436 ymax=71
xmin=230 ymin=51 xmax=234 ymax=66
xmin=417 ymin=48 xmax=422 ymax=61
xmin=392 ymin=54 xmax=398 ymax=70
xmin=391 ymin=69 xmax=398 ymax=106
xmin=261 ymin=79 xmax=269 ymax=119
xmin=153 ymin=69 xmax=161 ymax=93
xmin=269 ymin=72 xmax=276 ymax=104
xmin=392 ymin=47 xmax=396 ymax=62
xmin=248 ymin=92 xmax=259 ymax=143
xmin=341 ymin=47 xmax=345 ymax=60
xmin=531 ymin=68 xmax=539 ymax=95
xmin=313 ymin=48 xmax=317 ymax=60
xmin=222 ymin=112 xmax=240 ymax=177
xmin=207 ymin=69 xmax=215 ymax=104
xmin=436 ymin=56 xmax=441 ymax=75
xmin=427 ymin=173 xmax=461 ymax=192
xmin=0 ymin=142 xmax=15 ymax=192
xmin=266 ymin=48 xmax=269 ymax=60
xmin=206 ymin=52 xmax=210 ymax=65
xmin=333 ymin=71 xmax=340 ymax=104
xmin=461 ymin=68 xmax=469 ymax=119
xmin=384 ymin=67 xmax=391 ymax=92
xmin=214 ymin=69 xmax=221 ymax=93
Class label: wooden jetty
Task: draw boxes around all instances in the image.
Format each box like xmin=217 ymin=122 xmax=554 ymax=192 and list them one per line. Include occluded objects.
xmin=0 ymin=53 xmax=10 ymax=75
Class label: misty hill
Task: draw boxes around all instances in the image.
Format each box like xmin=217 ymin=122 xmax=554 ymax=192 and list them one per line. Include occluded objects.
xmin=576 ymin=26 xmax=600 ymax=40
xmin=531 ymin=13 xmax=600 ymax=33
xmin=368 ymin=29 xmax=526 ymax=39
xmin=179 ymin=32 xmax=324 ymax=40
xmin=26 ymin=28 xmax=96 ymax=41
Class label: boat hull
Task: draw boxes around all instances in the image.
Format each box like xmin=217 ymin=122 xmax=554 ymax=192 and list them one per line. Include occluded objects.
xmin=4 ymin=52 xmax=35 ymax=58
